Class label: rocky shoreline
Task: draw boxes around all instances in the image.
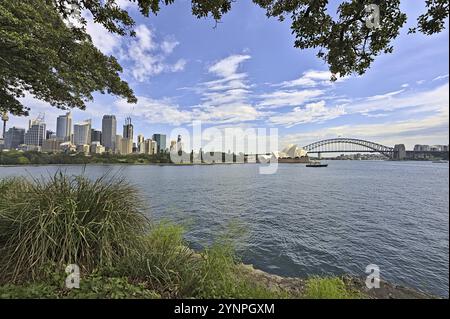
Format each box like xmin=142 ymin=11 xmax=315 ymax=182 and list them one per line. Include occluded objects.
xmin=238 ymin=264 xmax=438 ymax=299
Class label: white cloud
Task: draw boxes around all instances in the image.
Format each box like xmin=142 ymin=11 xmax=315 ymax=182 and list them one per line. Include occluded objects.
xmin=85 ymin=15 xmax=121 ymax=55
xmin=347 ymin=83 xmax=449 ymax=115
xmin=433 ymin=74 xmax=449 ymax=81
xmin=366 ymin=89 xmax=405 ymax=101
xmin=208 ymin=55 xmax=251 ymax=78
xmin=125 ymin=25 xmax=186 ymax=81
xmin=268 ymin=101 xmax=345 ymax=127
xmin=257 ymin=89 xmax=324 ymax=109
xmin=275 ymin=70 xmax=346 ymax=88
xmin=84 ymin=19 xmax=186 ymax=82
xmin=161 ymin=38 xmax=180 ymax=54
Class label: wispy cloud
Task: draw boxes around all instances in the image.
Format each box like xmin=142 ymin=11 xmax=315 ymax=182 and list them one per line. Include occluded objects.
xmin=257 ymin=89 xmax=324 ymax=109
xmin=268 ymin=101 xmax=346 ymax=127
xmin=85 ymin=17 xmax=185 ymax=82
xmin=433 ymin=74 xmax=449 ymax=81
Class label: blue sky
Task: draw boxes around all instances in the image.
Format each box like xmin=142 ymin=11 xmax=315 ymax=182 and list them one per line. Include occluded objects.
xmin=9 ymin=0 xmax=449 ymax=151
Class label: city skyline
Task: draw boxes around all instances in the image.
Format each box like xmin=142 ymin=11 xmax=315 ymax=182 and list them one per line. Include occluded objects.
xmin=3 ymin=1 xmax=449 ymax=151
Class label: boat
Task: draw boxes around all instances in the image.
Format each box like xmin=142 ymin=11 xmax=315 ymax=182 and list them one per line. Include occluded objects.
xmin=306 ymin=161 xmax=328 ymax=167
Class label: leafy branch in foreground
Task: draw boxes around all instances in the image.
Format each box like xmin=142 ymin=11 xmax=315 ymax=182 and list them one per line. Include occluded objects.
xmin=0 ymin=0 xmax=136 ymax=116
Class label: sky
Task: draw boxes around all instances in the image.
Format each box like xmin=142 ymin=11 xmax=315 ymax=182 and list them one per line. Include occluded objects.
xmin=7 ymin=0 xmax=450 ymax=152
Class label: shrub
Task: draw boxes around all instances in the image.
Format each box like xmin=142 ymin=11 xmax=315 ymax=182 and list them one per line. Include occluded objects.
xmin=0 ymin=172 xmax=149 ymax=283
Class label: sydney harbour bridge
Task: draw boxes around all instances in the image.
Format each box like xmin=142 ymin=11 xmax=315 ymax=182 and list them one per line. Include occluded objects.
xmin=302 ymin=138 xmax=395 ymax=158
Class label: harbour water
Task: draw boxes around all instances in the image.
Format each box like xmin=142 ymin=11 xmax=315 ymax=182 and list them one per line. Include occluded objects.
xmin=0 ymin=161 xmax=448 ymax=297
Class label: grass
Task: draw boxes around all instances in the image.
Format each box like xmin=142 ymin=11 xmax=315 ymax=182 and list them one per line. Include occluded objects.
xmin=0 ymin=172 xmax=148 ymax=283
xmin=304 ymin=276 xmax=363 ymax=299
xmin=0 ymin=172 xmax=292 ymax=299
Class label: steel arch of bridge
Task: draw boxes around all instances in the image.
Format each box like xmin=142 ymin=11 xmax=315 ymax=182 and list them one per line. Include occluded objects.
xmin=303 ymin=138 xmax=394 ymax=157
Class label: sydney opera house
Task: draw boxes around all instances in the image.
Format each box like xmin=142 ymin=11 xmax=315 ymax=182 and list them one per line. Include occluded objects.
xmin=272 ymin=144 xmax=310 ymax=163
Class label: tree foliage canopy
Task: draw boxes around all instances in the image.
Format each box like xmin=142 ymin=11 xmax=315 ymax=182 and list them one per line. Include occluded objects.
xmin=0 ymin=0 xmax=136 ymax=116
xmin=0 ymin=0 xmax=448 ymax=116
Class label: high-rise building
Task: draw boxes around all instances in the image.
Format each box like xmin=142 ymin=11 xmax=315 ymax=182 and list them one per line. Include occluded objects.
xmin=137 ymin=134 xmax=145 ymax=153
xmin=56 ymin=112 xmax=72 ymax=141
xmin=4 ymin=127 xmax=25 ymax=149
xmin=102 ymin=115 xmax=117 ymax=152
xmin=91 ymin=129 xmax=102 ymax=143
xmin=73 ymin=120 xmax=91 ymax=146
xmin=152 ymin=134 xmax=166 ymax=153
xmin=123 ymin=117 xmax=133 ymax=141
xmin=24 ymin=118 xmax=46 ymax=146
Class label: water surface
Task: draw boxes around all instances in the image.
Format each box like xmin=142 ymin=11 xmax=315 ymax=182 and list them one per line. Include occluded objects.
xmin=1 ymin=161 xmax=448 ymax=297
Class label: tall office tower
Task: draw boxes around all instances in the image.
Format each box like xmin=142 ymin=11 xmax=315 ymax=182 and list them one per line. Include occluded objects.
xmin=56 ymin=112 xmax=72 ymax=141
xmin=102 ymin=115 xmax=117 ymax=152
xmin=24 ymin=117 xmax=46 ymax=146
xmin=73 ymin=120 xmax=92 ymax=146
xmin=91 ymin=129 xmax=102 ymax=143
xmin=4 ymin=127 xmax=25 ymax=149
xmin=137 ymin=134 xmax=145 ymax=153
xmin=123 ymin=117 xmax=133 ymax=141
xmin=152 ymin=134 xmax=166 ymax=153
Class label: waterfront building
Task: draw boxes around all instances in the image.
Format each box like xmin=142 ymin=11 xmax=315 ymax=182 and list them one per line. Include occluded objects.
xmin=4 ymin=127 xmax=25 ymax=150
xmin=414 ymin=144 xmax=430 ymax=152
xmin=42 ymin=138 xmax=62 ymax=153
xmin=115 ymin=135 xmax=132 ymax=155
xmin=90 ymin=141 xmax=105 ymax=154
xmin=152 ymin=134 xmax=166 ymax=153
xmin=76 ymin=144 xmax=90 ymax=155
xmin=24 ymin=118 xmax=46 ymax=147
xmin=102 ymin=115 xmax=117 ymax=152
xmin=73 ymin=120 xmax=92 ymax=146
xmin=60 ymin=141 xmax=76 ymax=153
xmin=56 ymin=112 xmax=72 ymax=141
xmin=91 ymin=129 xmax=102 ymax=143
xmin=119 ymin=138 xmax=133 ymax=155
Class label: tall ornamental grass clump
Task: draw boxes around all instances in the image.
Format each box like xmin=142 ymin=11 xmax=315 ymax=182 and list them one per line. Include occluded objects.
xmin=0 ymin=173 xmax=149 ymax=283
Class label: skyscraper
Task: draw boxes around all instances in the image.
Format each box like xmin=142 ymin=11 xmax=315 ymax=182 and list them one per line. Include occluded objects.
xmin=4 ymin=127 xmax=25 ymax=149
xmin=24 ymin=118 xmax=46 ymax=146
xmin=123 ymin=117 xmax=133 ymax=141
xmin=91 ymin=129 xmax=102 ymax=143
xmin=56 ymin=112 xmax=72 ymax=141
xmin=102 ymin=115 xmax=117 ymax=152
xmin=152 ymin=134 xmax=166 ymax=153
xmin=73 ymin=120 xmax=91 ymax=146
